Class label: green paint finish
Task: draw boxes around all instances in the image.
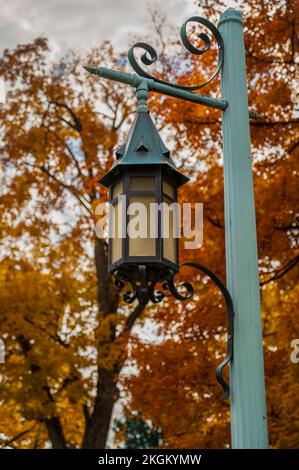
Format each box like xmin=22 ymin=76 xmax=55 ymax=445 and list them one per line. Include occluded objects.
xmin=84 ymin=65 xmax=260 ymax=119
xmin=84 ymin=65 xmax=228 ymax=111
xmin=136 ymin=80 xmax=149 ymax=113
xmin=99 ymin=107 xmax=189 ymax=188
xmin=219 ymin=8 xmax=268 ymax=448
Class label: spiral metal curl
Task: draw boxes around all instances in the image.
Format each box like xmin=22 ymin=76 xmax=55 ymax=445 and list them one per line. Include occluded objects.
xmin=178 ymin=262 xmax=234 ymax=400
xmin=113 ymin=262 xmax=234 ymax=399
xmin=114 ymin=269 xmax=138 ymax=304
xmin=128 ymin=16 xmax=224 ymax=91
xmin=163 ymin=269 xmax=194 ymax=301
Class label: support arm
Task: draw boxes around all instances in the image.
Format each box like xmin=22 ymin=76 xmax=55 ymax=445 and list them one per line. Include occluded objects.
xmin=84 ymin=66 xmax=261 ymax=119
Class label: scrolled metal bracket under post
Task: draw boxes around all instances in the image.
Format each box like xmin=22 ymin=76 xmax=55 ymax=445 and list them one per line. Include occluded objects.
xmin=113 ymin=262 xmax=234 ymax=400
xmin=161 ymin=262 xmax=234 ymax=400
xmin=176 ymin=262 xmax=234 ymax=401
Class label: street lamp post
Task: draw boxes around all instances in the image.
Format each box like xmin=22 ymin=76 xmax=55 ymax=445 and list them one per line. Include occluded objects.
xmin=85 ymin=7 xmax=268 ymax=448
xmin=219 ymin=9 xmax=268 ymax=449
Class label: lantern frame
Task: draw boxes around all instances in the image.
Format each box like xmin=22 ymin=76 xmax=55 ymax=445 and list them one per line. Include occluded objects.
xmin=108 ymin=165 xmax=180 ymax=275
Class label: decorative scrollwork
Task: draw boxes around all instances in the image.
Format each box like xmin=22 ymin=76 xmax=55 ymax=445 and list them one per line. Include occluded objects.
xmin=149 ymin=270 xmax=166 ymax=304
xmin=163 ymin=269 xmax=194 ymax=301
xmin=179 ymin=262 xmax=234 ymax=400
xmin=114 ymin=269 xmax=138 ymax=304
xmin=113 ymin=262 xmax=234 ymax=400
xmin=128 ymin=16 xmax=224 ymax=91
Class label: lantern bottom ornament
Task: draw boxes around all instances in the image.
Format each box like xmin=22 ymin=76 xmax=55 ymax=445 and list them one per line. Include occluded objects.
xmin=114 ymin=261 xmax=234 ymax=400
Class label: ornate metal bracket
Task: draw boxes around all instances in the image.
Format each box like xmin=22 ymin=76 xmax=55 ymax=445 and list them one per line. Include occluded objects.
xmin=128 ymin=16 xmax=224 ymax=91
xmin=114 ymin=262 xmax=234 ymax=400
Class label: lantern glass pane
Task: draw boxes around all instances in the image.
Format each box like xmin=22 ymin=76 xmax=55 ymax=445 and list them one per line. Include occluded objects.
xmin=128 ymin=195 xmax=156 ymax=257
xmin=130 ymin=176 xmax=155 ymax=192
xmin=111 ymin=180 xmax=122 ymax=199
xmin=111 ymin=198 xmax=122 ymax=263
xmin=162 ymin=198 xmax=177 ymax=263
xmin=163 ymin=180 xmax=175 ymax=198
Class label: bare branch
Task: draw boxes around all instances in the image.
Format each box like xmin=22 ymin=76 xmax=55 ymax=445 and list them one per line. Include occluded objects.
xmin=23 ymin=316 xmax=69 ymax=349
xmin=260 ymin=255 xmax=299 ymax=286
xmin=65 ymin=142 xmax=84 ymax=177
xmin=251 ymin=119 xmax=299 ymax=127
xmin=0 ymin=427 xmax=34 ymax=448
xmin=49 ymin=101 xmax=82 ymax=132
xmin=274 ymin=224 xmax=299 ymax=232
xmin=206 ymin=214 xmax=223 ymax=229
xmin=83 ymin=404 xmax=91 ymax=428
xmin=247 ymin=50 xmax=296 ymax=66
xmin=123 ymin=300 xmax=147 ymax=333
xmin=24 ymin=162 xmax=92 ymax=215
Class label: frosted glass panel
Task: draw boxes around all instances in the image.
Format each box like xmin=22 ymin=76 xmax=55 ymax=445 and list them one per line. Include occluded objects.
xmin=130 ymin=176 xmax=155 ymax=192
xmin=163 ymin=180 xmax=175 ymax=198
xmin=111 ymin=198 xmax=122 ymax=263
xmin=163 ymin=199 xmax=177 ymax=263
xmin=129 ymin=195 xmax=156 ymax=257
xmin=111 ymin=180 xmax=122 ymax=199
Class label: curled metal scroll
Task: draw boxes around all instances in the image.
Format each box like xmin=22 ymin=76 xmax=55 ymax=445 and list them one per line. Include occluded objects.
xmin=114 ymin=269 xmax=138 ymax=304
xmin=113 ymin=262 xmax=234 ymax=400
xmin=114 ymin=265 xmax=166 ymax=305
xmin=163 ymin=268 xmax=194 ymax=301
xmin=128 ymin=16 xmax=224 ymax=91
xmin=149 ymin=270 xmax=167 ymax=304
xmin=177 ymin=262 xmax=234 ymax=400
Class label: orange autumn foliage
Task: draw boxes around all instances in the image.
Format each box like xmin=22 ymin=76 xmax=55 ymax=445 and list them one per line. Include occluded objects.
xmin=119 ymin=0 xmax=299 ymax=449
xmin=0 ymin=0 xmax=298 ymax=449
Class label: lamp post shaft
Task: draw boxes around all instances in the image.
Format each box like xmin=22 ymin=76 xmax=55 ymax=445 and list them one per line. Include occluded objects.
xmin=219 ymin=9 xmax=268 ymax=448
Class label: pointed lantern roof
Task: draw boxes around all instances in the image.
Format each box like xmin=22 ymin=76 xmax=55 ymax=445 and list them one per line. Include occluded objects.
xmin=99 ymin=109 xmax=189 ymax=188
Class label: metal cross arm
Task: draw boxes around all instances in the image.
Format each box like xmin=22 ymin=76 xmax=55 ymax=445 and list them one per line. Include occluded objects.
xmin=84 ymin=65 xmax=260 ymax=120
xmin=83 ymin=65 xmax=228 ymax=112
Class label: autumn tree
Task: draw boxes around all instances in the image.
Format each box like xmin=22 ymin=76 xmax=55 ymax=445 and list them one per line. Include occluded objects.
xmin=114 ymin=414 xmax=162 ymax=449
xmin=0 ymin=38 xmax=150 ymax=448
xmin=0 ymin=0 xmax=298 ymax=449
xmin=119 ymin=0 xmax=299 ymax=448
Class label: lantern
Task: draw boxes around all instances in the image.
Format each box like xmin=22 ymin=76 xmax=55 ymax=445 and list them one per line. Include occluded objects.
xmin=99 ymin=97 xmax=189 ymax=300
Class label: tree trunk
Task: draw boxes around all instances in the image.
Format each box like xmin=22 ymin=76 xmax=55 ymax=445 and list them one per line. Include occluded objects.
xmin=82 ymin=367 xmax=119 ymax=448
xmin=94 ymin=237 xmax=118 ymax=315
xmin=81 ymin=238 xmax=119 ymax=448
xmin=45 ymin=417 xmax=66 ymax=449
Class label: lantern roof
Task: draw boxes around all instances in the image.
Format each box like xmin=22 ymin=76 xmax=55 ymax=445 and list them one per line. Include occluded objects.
xmin=99 ymin=109 xmax=189 ymax=188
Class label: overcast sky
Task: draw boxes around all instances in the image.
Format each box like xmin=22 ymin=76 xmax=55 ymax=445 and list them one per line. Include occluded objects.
xmin=0 ymin=0 xmax=199 ymax=54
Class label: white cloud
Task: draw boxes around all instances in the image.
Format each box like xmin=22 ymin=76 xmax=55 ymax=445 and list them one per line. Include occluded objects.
xmin=0 ymin=0 xmax=195 ymax=53
xmin=0 ymin=78 xmax=5 ymax=103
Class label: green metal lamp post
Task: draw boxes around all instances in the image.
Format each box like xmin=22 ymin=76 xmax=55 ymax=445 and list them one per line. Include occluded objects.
xmin=219 ymin=9 xmax=268 ymax=449
xmin=85 ymin=8 xmax=268 ymax=449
